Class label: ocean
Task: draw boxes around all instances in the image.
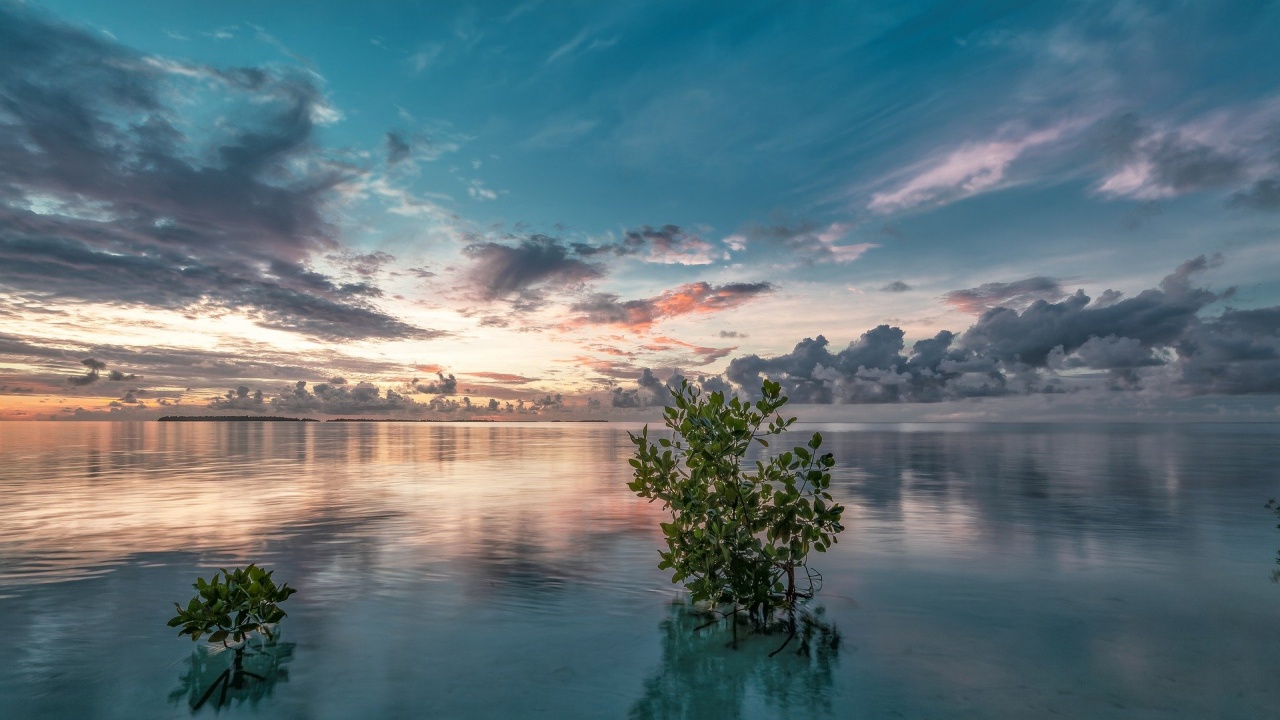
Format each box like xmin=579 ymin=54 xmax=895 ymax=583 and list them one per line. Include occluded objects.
xmin=1 ymin=420 xmax=1278 ymax=719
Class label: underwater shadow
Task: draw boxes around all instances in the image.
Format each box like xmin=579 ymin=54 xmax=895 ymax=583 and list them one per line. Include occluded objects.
xmin=168 ymin=640 xmax=295 ymax=713
xmin=630 ymin=602 xmax=840 ymax=720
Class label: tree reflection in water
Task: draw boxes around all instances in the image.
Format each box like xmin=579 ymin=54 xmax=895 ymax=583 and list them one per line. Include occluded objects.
xmin=631 ymin=601 xmax=840 ymax=720
xmin=168 ymin=640 xmax=294 ymax=712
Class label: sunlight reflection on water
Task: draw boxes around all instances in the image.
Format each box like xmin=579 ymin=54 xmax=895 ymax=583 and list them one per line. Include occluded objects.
xmin=1 ymin=421 xmax=1279 ymax=718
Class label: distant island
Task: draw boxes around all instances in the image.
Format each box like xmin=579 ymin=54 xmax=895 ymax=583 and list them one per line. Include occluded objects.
xmin=155 ymin=416 xmax=611 ymax=423
xmin=158 ymin=416 xmax=318 ymax=422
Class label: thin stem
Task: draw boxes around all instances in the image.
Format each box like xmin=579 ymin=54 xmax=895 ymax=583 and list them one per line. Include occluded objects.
xmin=193 ymin=668 xmax=230 ymax=710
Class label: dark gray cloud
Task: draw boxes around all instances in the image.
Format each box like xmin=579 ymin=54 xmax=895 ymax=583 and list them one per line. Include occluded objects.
xmin=0 ymin=4 xmax=430 ymax=341
xmin=386 ymin=131 xmax=412 ymax=165
xmin=715 ymin=257 xmax=1275 ymax=403
xmin=1144 ymin=135 xmax=1245 ymax=193
xmin=68 ymin=358 xmax=106 ymax=386
xmin=1099 ymin=113 xmax=1247 ymax=197
xmin=463 ymin=234 xmax=604 ymax=301
xmin=960 ymin=257 xmax=1221 ymax=366
xmin=1176 ymin=307 xmax=1280 ymax=395
xmin=943 ymin=277 xmax=1067 ymax=314
xmin=611 ymin=368 xmax=739 ymax=407
xmin=412 ymin=372 xmax=458 ymax=395
xmin=611 ymin=368 xmax=669 ymax=408
xmin=1229 ymin=179 xmax=1280 ymax=211
xmin=880 ymin=281 xmax=911 ymax=292
xmin=571 ymin=224 xmax=722 ymax=265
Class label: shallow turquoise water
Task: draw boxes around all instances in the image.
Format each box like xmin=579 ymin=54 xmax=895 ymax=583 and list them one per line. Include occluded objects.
xmin=1 ymin=420 xmax=1279 ymax=718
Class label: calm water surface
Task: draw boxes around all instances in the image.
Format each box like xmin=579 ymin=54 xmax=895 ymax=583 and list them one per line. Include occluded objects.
xmin=1 ymin=421 xmax=1279 ymax=719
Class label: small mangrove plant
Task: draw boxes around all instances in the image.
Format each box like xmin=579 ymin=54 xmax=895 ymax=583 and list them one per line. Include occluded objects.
xmin=168 ymin=564 xmax=296 ymax=710
xmin=628 ymin=379 xmax=845 ymax=653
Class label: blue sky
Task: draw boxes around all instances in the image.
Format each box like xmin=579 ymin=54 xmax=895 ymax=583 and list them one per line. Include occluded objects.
xmin=1 ymin=0 xmax=1278 ymax=419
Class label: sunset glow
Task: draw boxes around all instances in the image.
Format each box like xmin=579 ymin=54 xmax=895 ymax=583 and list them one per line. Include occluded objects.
xmin=1 ymin=1 xmax=1277 ymax=421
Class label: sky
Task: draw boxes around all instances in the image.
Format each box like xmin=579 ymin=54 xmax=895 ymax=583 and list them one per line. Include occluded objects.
xmin=1 ymin=0 xmax=1278 ymax=421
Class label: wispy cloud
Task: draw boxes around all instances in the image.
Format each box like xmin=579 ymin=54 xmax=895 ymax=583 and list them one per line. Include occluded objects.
xmin=869 ymin=126 xmax=1069 ymax=214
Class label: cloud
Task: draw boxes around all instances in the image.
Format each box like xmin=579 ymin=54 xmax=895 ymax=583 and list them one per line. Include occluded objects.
xmin=0 ymin=4 xmax=431 ymax=341
xmin=1176 ymin=307 xmax=1280 ymax=395
xmin=960 ymin=257 xmax=1221 ymax=367
xmin=68 ymin=358 xmax=107 ymax=386
xmin=572 ymin=225 xmax=726 ymax=265
xmin=0 ymin=331 xmax=413 ymax=406
xmin=408 ymin=43 xmax=443 ymax=74
xmin=731 ymin=221 xmax=876 ymax=265
xmin=611 ymin=368 xmax=665 ymax=408
xmin=567 ymin=281 xmax=774 ymax=331
xmin=1097 ymin=115 xmax=1246 ymax=200
xmin=463 ymin=235 xmax=604 ymax=301
xmin=523 ymin=118 xmax=598 ymax=149
xmin=208 ymin=385 xmax=266 ymax=411
xmin=386 ymin=131 xmax=412 ymax=165
xmin=412 ymin=372 xmax=458 ymax=395
xmin=639 ymin=335 xmax=735 ymax=366
xmin=466 ymin=179 xmax=498 ymax=201
xmin=610 ymin=367 xmax=734 ymax=408
xmin=268 ymin=380 xmax=420 ymax=415
xmin=1230 ymin=179 xmax=1280 ymax=211
xmin=464 ymin=372 xmax=537 ymax=384
xmin=714 ymin=257 xmax=1268 ymax=403
xmin=943 ymin=277 xmax=1067 ymax=314
xmin=869 ymin=126 xmax=1066 ymax=213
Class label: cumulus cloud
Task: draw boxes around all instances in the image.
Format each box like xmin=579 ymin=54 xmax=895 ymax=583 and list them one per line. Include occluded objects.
xmin=1176 ymin=307 xmax=1280 ymax=395
xmin=612 ymin=368 xmax=669 ymax=407
xmin=412 ymin=372 xmax=458 ymax=395
xmin=960 ymin=257 xmax=1221 ymax=366
xmin=205 ymin=377 xmax=512 ymax=417
xmin=268 ymin=380 xmax=420 ymax=415
xmin=0 ymin=4 xmax=431 ymax=341
xmin=567 ymin=282 xmax=773 ymax=331
xmin=712 ymin=257 xmax=1273 ymax=403
xmin=208 ymin=385 xmax=266 ymax=411
xmin=610 ymin=367 xmax=737 ymax=407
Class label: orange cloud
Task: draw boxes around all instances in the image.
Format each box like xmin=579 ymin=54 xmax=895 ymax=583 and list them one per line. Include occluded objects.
xmin=564 ymin=281 xmax=773 ymax=331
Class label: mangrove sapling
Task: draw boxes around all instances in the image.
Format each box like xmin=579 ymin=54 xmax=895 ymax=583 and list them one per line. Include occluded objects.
xmin=168 ymin=564 xmax=296 ymax=710
xmin=628 ymin=379 xmax=845 ymax=651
